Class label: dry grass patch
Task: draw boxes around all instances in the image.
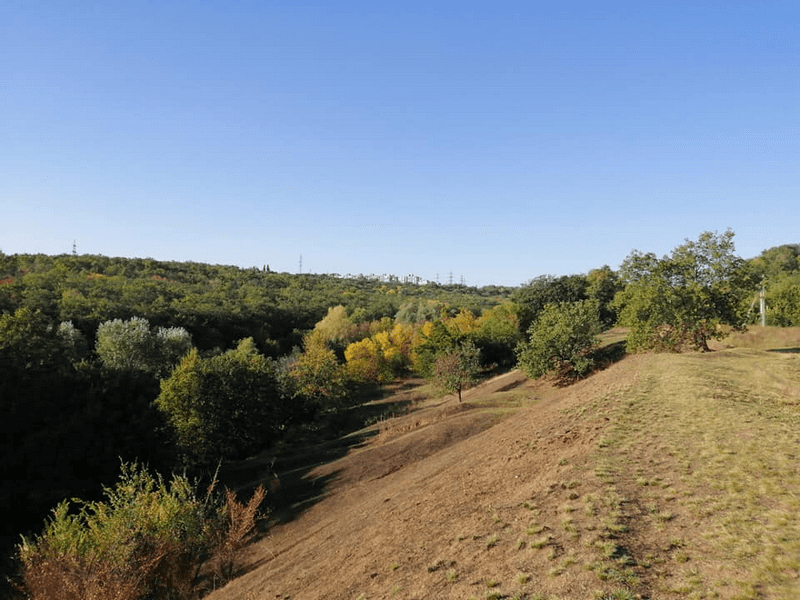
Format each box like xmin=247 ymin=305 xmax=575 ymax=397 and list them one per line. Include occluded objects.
xmin=585 ymin=345 xmax=800 ymax=598
xmin=201 ymin=333 xmax=800 ymax=600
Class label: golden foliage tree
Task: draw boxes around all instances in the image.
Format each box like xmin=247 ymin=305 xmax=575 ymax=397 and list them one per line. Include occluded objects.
xmin=344 ymin=337 xmax=393 ymax=383
xmin=289 ymin=331 xmax=348 ymax=404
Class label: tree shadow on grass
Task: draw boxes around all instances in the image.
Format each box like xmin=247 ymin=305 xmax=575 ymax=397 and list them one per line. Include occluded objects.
xmin=593 ymin=340 xmax=628 ymax=370
xmin=768 ymin=347 xmax=800 ymax=354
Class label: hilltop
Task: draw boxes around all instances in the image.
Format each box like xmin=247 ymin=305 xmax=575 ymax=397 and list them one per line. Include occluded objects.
xmin=208 ymin=328 xmax=800 ymax=600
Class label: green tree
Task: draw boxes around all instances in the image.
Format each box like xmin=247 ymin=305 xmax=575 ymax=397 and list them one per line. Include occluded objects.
xmin=395 ymin=299 xmax=443 ymax=324
xmin=585 ymin=265 xmax=623 ymax=327
xmin=308 ymin=305 xmax=363 ymax=359
xmin=748 ymin=245 xmax=800 ymax=326
xmin=472 ymin=302 xmax=522 ymax=369
xmin=512 ymin=274 xmax=588 ymax=333
xmin=750 ymin=244 xmax=800 ymax=280
xmin=766 ymin=273 xmax=800 ymax=326
xmin=411 ymin=320 xmax=464 ymax=378
xmin=96 ymin=316 xmax=156 ymax=371
xmin=56 ymin=320 xmax=89 ymax=364
xmin=96 ymin=317 xmax=192 ymax=376
xmin=431 ymin=341 xmax=482 ymax=402
xmin=516 ymin=300 xmax=601 ymax=384
xmin=154 ymin=325 xmax=194 ymax=375
xmin=155 ymin=339 xmax=282 ymax=467
xmin=614 ymin=230 xmax=755 ymax=352
xmin=0 ymin=308 xmax=71 ymax=375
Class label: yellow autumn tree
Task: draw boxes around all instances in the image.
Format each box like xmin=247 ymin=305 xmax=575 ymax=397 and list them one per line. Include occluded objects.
xmin=344 ymin=337 xmax=393 ymax=383
xmin=289 ymin=332 xmax=347 ymax=404
xmin=312 ymin=305 xmax=360 ymax=350
xmin=373 ymin=322 xmax=417 ymax=374
xmin=445 ymin=308 xmax=481 ymax=335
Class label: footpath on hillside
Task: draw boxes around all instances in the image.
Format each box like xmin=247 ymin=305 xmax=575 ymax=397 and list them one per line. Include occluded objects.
xmin=209 ymin=332 xmax=800 ymax=600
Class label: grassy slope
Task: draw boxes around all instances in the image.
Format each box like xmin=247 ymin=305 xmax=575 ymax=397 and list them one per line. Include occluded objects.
xmin=588 ymin=344 xmax=800 ymax=599
xmin=210 ymin=328 xmax=800 ymax=600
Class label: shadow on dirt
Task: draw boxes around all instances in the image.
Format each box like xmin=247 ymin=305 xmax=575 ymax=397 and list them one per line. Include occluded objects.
xmin=219 ymin=379 xmax=426 ymax=531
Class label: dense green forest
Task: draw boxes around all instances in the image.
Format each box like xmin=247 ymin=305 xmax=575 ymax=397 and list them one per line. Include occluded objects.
xmin=0 ymin=252 xmax=516 ymax=354
xmin=3 ymin=234 xmax=800 ymax=597
xmin=0 ymin=252 xmax=516 ymax=543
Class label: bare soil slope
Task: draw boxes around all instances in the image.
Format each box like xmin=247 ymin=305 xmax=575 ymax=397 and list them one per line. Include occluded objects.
xmin=210 ymin=331 xmax=800 ymax=600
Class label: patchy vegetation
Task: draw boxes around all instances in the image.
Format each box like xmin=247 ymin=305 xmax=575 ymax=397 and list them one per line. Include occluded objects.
xmin=5 ymin=232 xmax=800 ymax=598
xmin=203 ymin=327 xmax=800 ymax=600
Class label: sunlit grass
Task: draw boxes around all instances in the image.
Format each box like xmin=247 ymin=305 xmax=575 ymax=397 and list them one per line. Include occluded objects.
xmin=588 ymin=345 xmax=800 ymax=598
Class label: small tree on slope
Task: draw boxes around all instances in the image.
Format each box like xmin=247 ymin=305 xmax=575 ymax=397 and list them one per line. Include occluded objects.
xmin=431 ymin=341 xmax=481 ymax=402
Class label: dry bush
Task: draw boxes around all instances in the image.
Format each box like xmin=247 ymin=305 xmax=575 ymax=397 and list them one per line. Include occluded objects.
xmin=17 ymin=537 xmax=201 ymax=600
xmin=18 ymin=543 xmax=154 ymax=600
xmin=207 ymin=485 xmax=267 ymax=586
xmin=14 ymin=464 xmax=266 ymax=600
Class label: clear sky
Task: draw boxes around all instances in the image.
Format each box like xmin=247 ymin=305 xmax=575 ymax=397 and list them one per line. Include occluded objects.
xmin=3 ymin=1 xmax=798 ymax=286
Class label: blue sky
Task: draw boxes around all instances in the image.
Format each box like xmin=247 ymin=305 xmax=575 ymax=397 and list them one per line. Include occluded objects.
xmin=3 ymin=1 xmax=798 ymax=286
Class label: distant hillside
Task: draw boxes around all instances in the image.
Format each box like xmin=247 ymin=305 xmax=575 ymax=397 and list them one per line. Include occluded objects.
xmin=0 ymin=252 xmax=515 ymax=354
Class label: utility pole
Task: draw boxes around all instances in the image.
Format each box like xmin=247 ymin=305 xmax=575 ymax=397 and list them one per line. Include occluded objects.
xmin=760 ymin=286 xmax=766 ymax=327
xmin=299 ymin=254 xmax=302 ymax=274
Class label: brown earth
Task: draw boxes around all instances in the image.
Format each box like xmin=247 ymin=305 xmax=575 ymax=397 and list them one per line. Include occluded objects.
xmin=206 ymin=331 xmax=800 ymax=600
xmin=206 ymin=357 xmax=651 ymax=600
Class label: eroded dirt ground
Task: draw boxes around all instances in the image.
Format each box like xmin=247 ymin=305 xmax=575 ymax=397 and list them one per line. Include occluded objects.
xmin=208 ymin=339 xmax=800 ymax=600
xmin=207 ymin=360 xmax=649 ymax=600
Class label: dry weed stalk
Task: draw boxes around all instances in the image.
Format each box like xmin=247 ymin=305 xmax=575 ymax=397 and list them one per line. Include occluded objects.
xmin=209 ymin=485 xmax=267 ymax=584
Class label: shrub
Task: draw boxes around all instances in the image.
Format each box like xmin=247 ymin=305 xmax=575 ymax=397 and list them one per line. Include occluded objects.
xmin=15 ymin=462 xmax=265 ymax=600
xmin=516 ymin=300 xmax=601 ymax=384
